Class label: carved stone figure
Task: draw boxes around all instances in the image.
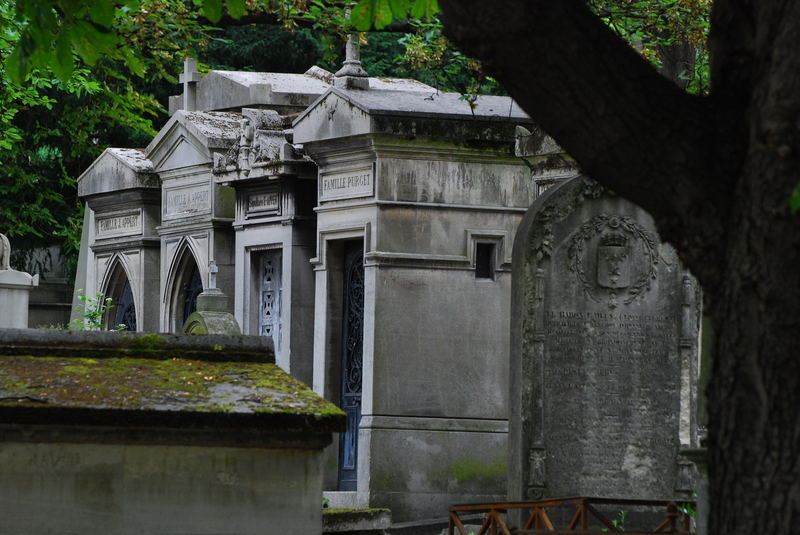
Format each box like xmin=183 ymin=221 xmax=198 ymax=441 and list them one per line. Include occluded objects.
xmin=0 ymin=233 xmax=10 ymax=270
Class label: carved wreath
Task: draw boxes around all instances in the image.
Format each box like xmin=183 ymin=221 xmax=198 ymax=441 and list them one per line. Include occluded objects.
xmin=568 ymin=214 xmax=659 ymax=307
xmin=532 ymin=177 xmax=608 ymax=261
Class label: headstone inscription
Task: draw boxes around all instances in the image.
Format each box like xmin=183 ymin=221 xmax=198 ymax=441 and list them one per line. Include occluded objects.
xmin=509 ymin=176 xmax=699 ymax=502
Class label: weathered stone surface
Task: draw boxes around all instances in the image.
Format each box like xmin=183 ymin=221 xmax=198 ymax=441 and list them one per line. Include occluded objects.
xmin=510 ymin=176 xmax=699 ymax=501
xmin=0 ymin=329 xmax=343 ymax=535
xmin=323 ymin=507 xmax=391 ymax=533
xmin=168 ymin=67 xmax=436 ymax=116
xmin=0 ymin=234 xmax=39 ymax=328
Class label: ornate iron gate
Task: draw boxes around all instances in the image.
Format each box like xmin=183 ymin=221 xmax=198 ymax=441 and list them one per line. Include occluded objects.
xmin=259 ymin=251 xmax=282 ymax=353
xmin=338 ymin=240 xmax=364 ymax=491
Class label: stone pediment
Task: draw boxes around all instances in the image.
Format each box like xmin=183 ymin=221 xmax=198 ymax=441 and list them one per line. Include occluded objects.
xmin=293 ymin=87 xmax=532 ymax=145
xmin=77 ymin=148 xmax=158 ymax=198
xmin=146 ymin=111 xmax=241 ymax=173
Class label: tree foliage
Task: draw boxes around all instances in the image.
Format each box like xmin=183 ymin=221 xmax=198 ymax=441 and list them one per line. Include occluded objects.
xmin=0 ymin=0 xmax=719 ymax=272
xmin=0 ymin=0 xmax=216 ymax=274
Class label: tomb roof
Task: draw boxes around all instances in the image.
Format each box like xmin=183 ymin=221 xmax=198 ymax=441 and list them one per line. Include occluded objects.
xmin=293 ymin=87 xmax=533 ymax=145
xmin=170 ymin=110 xmax=243 ymax=147
xmin=145 ymin=110 xmax=242 ymax=169
xmin=0 ymin=329 xmax=344 ymax=437
xmin=325 ymin=88 xmax=529 ymax=120
xmin=106 ymin=148 xmax=154 ymax=172
xmin=168 ymin=66 xmax=435 ymax=115
xmin=77 ymin=148 xmax=158 ymax=198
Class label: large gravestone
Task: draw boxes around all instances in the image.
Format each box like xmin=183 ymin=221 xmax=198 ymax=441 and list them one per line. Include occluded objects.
xmin=510 ymin=176 xmax=699 ymax=501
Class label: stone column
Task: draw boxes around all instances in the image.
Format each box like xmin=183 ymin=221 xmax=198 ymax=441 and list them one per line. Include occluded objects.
xmin=0 ymin=234 xmax=39 ymax=328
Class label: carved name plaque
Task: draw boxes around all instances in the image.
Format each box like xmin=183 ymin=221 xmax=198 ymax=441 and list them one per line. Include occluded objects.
xmin=96 ymin=211 xmax=142 ymax=238
xmin=319 ymin=167 xmax=373 ymax=201
xmin=165 ymin=185 xmax=211 ymax=217
xmin=247 ymin=190 xmax=280 ymax=215
xmin=509 ymin=176 xmax=698 ymax=503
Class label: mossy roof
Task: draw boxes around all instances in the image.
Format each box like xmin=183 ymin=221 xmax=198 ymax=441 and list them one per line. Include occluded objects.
xmin=0 ymin=330 xmax=344 ymax=445
xmin=0 ymin=355 xmax=342 ymax=419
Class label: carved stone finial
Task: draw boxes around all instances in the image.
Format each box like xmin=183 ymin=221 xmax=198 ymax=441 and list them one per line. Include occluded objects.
xmin=334 ymin=34 xmax=369 ymax=90
xmin=0 ymin=233 xmax=10 ymax=270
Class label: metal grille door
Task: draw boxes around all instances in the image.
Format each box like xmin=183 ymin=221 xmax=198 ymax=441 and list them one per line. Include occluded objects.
xmin=338 ymin=241 xmax=364 ymax=491
xmin=259 ymin=251 xmax=282 ymax=354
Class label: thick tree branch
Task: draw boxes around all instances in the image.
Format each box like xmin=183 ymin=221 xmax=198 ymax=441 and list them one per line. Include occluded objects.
xmin=439 ymin=0 xmax=741 ymax=292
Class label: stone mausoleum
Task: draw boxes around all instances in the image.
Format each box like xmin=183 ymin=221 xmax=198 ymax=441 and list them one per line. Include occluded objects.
xmin=71 ymin=47 xmax=702 ymax=521
xmin=72 ymin=53 xmax=537 ymax=520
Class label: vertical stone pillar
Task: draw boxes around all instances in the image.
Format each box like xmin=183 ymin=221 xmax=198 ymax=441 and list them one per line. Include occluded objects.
xmin=0 ymin=234 xmax=39 ymax=328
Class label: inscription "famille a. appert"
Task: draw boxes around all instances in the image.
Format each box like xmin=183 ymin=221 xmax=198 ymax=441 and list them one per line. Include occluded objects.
xmin=319 ymin=168 xmax=373 ymax=201
xmin=96 ymin=212 xmax=141 ymax=238
xmin=165 ymin=186 xmax=211 ymax=216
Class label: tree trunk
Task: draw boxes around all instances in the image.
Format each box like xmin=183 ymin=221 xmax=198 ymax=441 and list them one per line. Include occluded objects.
xmin=438 ymin=1 xmax=800 ymax=534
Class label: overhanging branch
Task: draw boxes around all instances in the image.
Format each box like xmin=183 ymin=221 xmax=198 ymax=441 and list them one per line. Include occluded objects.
xmin=440 ymin=0 xmax=738 ymax=288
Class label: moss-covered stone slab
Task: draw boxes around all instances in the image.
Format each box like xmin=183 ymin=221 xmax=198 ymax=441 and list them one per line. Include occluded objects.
xmin=0 ymin=329 xmax=344 ymax=446
xmin=322 ymin=508 xmax=391 ymax=533
xmin=0 ymin=355 xmax=339 ymax=417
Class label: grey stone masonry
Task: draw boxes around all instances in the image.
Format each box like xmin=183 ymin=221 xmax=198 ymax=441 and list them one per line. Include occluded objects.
xmin=293 ymin=85 xmax=535 ymax=521
xmin=0 ymin=328 xmax=344 ymax=535
xmin=168 ymin=66 xmax=434 ymax=116
xmin=509 ymin=176 xmax=700 ymax=502
xmin=73 ymin=147 xmax=161 ymax=331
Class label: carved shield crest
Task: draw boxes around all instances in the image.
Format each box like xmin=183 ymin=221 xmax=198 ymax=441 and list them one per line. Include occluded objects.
xmin=597 ymin=232 xmax=630 ymax=289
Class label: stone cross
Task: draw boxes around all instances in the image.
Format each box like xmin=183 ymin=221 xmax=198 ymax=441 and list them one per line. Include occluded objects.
xmin=334 ymin=34 xmax=369 ymax=90
xmin=180 ymin=58 xmax=201 ymax=111
xmin=0 ymin=233 xmax=10 ymax=270
xmin=208 ymin=260 xmax=218 ymax=290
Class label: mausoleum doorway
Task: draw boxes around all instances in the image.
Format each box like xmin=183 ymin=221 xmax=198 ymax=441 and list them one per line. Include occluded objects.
xmin=338 ymin=239 xmax=364 ymax=491
xmin=102 ymin=259 xmax=137 ymax=332
xmin=168 ymin=249 xmax=203 ymax=332
xmin=251 ymin=248 xmax=282 ymax=354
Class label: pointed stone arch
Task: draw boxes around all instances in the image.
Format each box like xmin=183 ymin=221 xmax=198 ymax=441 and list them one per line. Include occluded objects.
xmin=99 ymin=253 xmax=138 ymax=331
xmin=164 ymin=238 xmax=205 ymax=333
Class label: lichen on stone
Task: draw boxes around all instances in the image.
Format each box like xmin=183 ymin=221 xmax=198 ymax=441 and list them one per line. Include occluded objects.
xmin=0 ymin=354 xmax=343 ymax=418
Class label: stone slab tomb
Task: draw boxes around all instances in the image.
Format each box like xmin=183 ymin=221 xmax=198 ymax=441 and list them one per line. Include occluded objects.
xmin=510 ymin=176 xmax=699 ymax=501
xmin=0 ymin=328 xmax=344 ymax=535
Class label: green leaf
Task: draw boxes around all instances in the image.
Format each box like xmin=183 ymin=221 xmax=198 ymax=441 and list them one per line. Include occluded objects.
xmin=88 ymin=2 xmax=115 ymax=27
xmin=5 ymin=44 xmax=27 ymax=85
xmin=69 ymin=21 xmax=118 ymax=65
xmin=388 ymin=0 xmax=410 ymax=19
xmin=351 ymin=0 xmax=394 ymax=30
xmin=202 ymin=0 xmax=223 ymax=23
xmin=350 ymin=0 xmax=374 ymax=30
xmin=225 ymin=0 xmax=246 ymax=19
xmin=52 ymin=32 xmax=75 ymax=80
xmin=791 ymin=183 xmax=800 ymax=214
xmin=411 ymin=0 xmax=439 ymax=20
xmin=122 ymin=47 xmax=146 ymax=77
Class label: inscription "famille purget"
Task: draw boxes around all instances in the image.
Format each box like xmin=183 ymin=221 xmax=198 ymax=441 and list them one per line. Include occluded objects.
xmin=320 ymin=168 xmax=373 ymax=201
